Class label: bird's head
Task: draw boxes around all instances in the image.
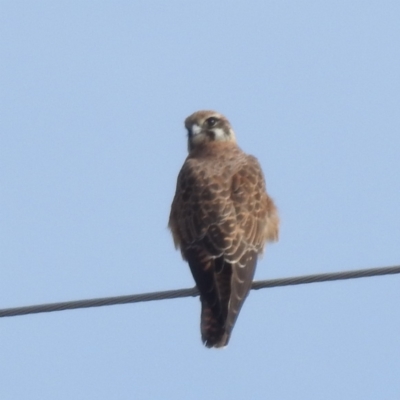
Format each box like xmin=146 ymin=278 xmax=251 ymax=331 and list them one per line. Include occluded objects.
xmin=185 ymin=110 xmax=236 ymax=152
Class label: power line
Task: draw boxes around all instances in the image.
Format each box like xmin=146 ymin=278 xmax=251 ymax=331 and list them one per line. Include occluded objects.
xmin=0 ymin=265 xmax=399 ymax=319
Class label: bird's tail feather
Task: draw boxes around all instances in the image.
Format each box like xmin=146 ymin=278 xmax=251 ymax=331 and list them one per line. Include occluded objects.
xmin=201 ymin=302 xmax=229 ymax=348
xmin=201 ymin=259 xmax=232 ymax=348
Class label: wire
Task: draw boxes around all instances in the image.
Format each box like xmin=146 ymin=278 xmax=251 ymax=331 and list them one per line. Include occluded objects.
xmin=0 ymin=265 xmax=399 ymax=318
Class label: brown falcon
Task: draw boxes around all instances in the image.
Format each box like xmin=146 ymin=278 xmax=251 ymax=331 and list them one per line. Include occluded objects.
xmin=169 ymin=110 xmax=279 ymax=348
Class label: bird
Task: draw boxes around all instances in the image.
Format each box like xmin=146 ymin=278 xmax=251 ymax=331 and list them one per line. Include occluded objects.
xmin=169 ymin=110 xmax=279 ymax=348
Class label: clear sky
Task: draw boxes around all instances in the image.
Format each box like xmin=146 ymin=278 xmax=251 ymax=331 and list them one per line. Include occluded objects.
xmin=1 ymin=1 xmax=399 ymax=399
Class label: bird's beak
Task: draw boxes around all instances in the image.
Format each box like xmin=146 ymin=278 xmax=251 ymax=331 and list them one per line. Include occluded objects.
xmin=191 ymin=124 xmax=202 ymax=136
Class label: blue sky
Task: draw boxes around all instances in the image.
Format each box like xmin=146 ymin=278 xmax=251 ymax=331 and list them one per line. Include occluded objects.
xmin=1 ymin=1 xmax=399 ymax=399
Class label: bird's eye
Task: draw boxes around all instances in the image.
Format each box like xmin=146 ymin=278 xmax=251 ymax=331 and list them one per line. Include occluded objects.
xmin=206 ymin=117 xmax=218 ymax=128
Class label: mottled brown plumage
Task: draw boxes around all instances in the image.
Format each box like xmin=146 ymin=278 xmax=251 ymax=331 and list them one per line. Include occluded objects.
xmin=169 ymin=110 xmax=279 ymax=348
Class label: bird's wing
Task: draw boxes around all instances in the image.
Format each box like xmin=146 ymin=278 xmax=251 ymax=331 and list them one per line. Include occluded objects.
xmin=222 ymin=155 xmax=279 ymax=339
xmin=169 ymin=158 xmax=233 ymax=338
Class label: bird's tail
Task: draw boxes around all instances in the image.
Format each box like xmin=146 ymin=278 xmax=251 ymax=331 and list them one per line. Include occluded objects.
xmin=201 ymin=252 xmax=258 ymax=348
xmin=200 ymin=259 xmax=232 ymax=348
xmin=200 ymin=301 xmax=230 ymax=348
